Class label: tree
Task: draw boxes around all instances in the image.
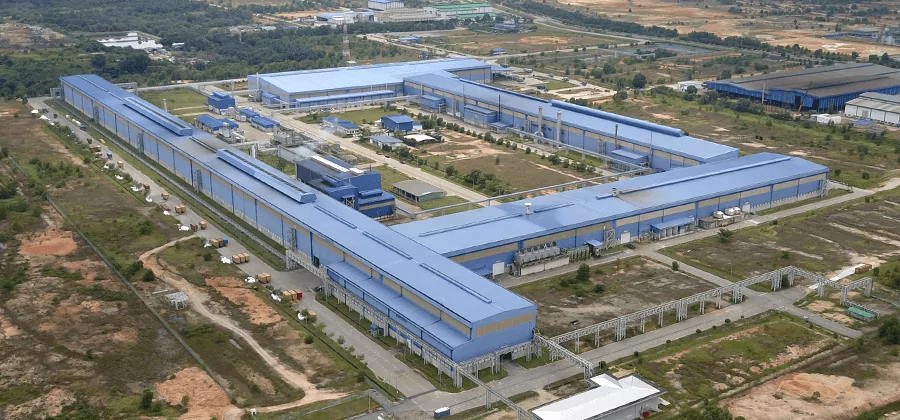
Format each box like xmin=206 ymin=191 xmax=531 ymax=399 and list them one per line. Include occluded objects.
xmin=445 ymin=165 xmax=458 ymax=177
xmin=879 ymin=317 xmax=900 ymax=345
xmin=142 ymin=269 xmax=156 ymax=282
xmin=718 ymin=69 xmax=732 ymax=80
xmin=672 ymin=261 xmax=679 ymax=271
xmin=576 ymin=263 xmax=591 ymax=283
xmin=717 ymin=228 xmax=734 ymax=243
xmin=686 ymin=85 xmax=698 ymax=95
xmin=139 ymin=390 xmax=154 ymax=410
xmin=632 ymin=73 xmax=647 ymax=89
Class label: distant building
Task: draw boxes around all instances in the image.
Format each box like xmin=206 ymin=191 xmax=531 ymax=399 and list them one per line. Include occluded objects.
xmin=847 ymin=26 xmax=881 ymax=39
xmin=490 ymin=47 xmax=507 ymax=56
xmin=393 ymin=179 xmax=446 ymax=203
xmin=676 ymin=80 xmax=703 ymax=92
xmin=844 ymin=92 xmax=900 ymax=125
xmin=249 ymin=115 xmax=280 ymax=132
xmin=370 ymin=135 xmax=404 ymax=150
xmin=194 ymin=115 xmax=239 ymax=138
xmin=424 ymin=3 xmax=494 ymax=20
xmin=882 ymin=25 xmax=900 ymax=46
xmin=374 ymin=8 xmax=438 ymax=23
xmin=492 ymin=23 xmax=518 ymax=33
xmin=381 ymin=114 xmax=415 ymax=132
xmin=368 ymin=0 xmax=404 ymax=11
xmin=532 ymin=373 xmax=666 ymax=420
xmin=398 ymin=36 xmax=421 ymax=43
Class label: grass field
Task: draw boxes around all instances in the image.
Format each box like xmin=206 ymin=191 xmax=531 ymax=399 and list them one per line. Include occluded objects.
xmin=415 ymin=195 xmax=469 ymax=210
xmin=337 ymin=108 xmax=391 ymax=125
xmin=512 ymin=257 xmax=718 ymax=338
xmin=662 ymin=188 xmax=900 ymax=281
xmin=374 ymin=164 xmax=412 ymax=191
xmin=629 ymin=314 xmax=836 ymax=408
xmin=258 ymin=395 xmax=378 ymax=420
xmin=431 ymin=26 xmax=622 ymax=55
xmin=542 ymin=80 xmax=576 ymax=90
xmin=139 ymin=89 xmax=207 ymax=115
xmin=605 ymin=93 xmax=900 ymax=189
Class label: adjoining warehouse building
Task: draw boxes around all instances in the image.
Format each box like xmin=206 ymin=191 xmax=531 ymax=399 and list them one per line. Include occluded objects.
xmin=393 ymin=153 xmax=828 ymax=277
xmin=404 ymin=73 xmax=739 ymax=170
xmin=532 ymin=373 xmax=666 ymax=420
xmin=424 ymin=3 xmax=494 ymax=20
xmin=61 ymin=74 xmax=537 ymax=365
xmin=381 ymin=114 xmax=416 ymax=132
xmin=368 ymin=0 xmax=404 ymax=11
xmin=705 ymin=63 xmax=900 ymax=112
xmin=374 ymin=8 xmax=439 ymax=23
xmin=207 ymin=92 xmax=236 ymax=113
xmin=393 ymin=179 xmax=446 ymax=203
xmin=248 ymin=58 xmax=492 ymax=107
xmin=844 ymin=92 xmax=900 ymax=125
xmin=323 ymin=116 xmax=361 ymax=136
xmin=296 ymin=155 xmax=395 ymax=218
xmin=370 ymin=135 xmax=404 ymax=149
xmin=194 ymin=115 xmax=239 ymax=138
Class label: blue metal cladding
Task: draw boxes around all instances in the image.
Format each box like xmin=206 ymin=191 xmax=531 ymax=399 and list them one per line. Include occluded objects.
xmin=389 ymin=311 xmax=423 ymax=338
xmin=360 ymin=204 xmax=394 ymax=218
xmin=158 ymin=143 xmax=175 ymax=171
xmin=145 ymin=136 xmax=159 ymax=159
xmin=210 ymin=174 xmax=232 ymax=206
xmin=638 ymin=216 xmax=661 ymax=233
xmin=173 ymin=152 xmax=192 ymax=181
xmin=364 ymin=292 xmax=391 ymax=316
xmin=798 ymin=180 xmax=821 ymax=195
xmin=257 ymin=202 xmax=283 ymax=238
xmin=422 ymin=330 xmax=454 ymax=358
xmin=312 ymin=239 xmax=343 ymax=266
xmin=772 ymin=185 xmax=799 ymax=201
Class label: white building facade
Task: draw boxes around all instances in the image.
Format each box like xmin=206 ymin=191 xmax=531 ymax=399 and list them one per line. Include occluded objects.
xmin=844 ymin=92 xmax=900 ymax=125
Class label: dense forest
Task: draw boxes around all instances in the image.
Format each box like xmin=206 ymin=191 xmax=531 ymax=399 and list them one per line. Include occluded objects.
xmin=0 ymin=0 xmax=457 ymax=99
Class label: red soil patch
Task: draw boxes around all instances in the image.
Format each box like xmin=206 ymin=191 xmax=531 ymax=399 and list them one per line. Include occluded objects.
xmin=215 ymin=286 xmax=282 ymax=326
xmin=18 ymin=233 xmax=77 ymax=256
xmin=156 ymin=367 xmax=236 ymax=420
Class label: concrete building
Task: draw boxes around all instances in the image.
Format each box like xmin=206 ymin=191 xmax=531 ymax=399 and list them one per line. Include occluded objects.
xmin=705 ymin=63 xmax=900 ymax=112
xmin=393 ymin=153 xmax=828 ymax=276
xmin=368 ymin=0 xmax=404 ymax=11
xmin=404 ymin=73 xmax=739 ymax=170
xmin=844 ymin=92 xmax=900 ymax=125
xmin=490 ymin=47 xmax=507 ymax=56
xmin=424 ymin=3 xmax=494 ymax=20
xmin=370 ymin=135 xmax=404 ymax=149
xmin=61 ymin=74 xmax=537 ymax=365
xmin=676 ymin=80 xmax=703 ymax=92
xmin=249 ymin=58 xmax=492 ymax=106
xmin=207 ymin=92 xmax=236 ymax=113
xmin=381 ymin=114 xmax=415 ymax=132
xmin=296 ymin=155 xmax=395 ymax=218
xmin=532 ymin=374 xmax=665 ymax=420
xmin=393 ymin=179 xmax=446 ymax=203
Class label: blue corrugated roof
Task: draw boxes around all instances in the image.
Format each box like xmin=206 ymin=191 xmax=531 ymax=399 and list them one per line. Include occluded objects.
xmin=61 ymin=74 xmax=534 ymax=335
xmin=408 ymin=73 xmax=738 ymax=161
xmin=338 ymin=121 xmax=360 ymax=129
xmin=610 ymin=148 xmax=648 ymax=161
xmin=651 ymin=216 xmax=694 ymax=231
xmin=464 ymin=104 xmax=496 ymax=115
xmin=195 ymin=115 xmax=223 ymax=129
xmin=393 ymin=153 xmax=828 ymax=256
xmin=382 ymin=114 xmax=414 ymax=124
xmin=249 ymin=58 xmax=490 ymax=96
xmin=371 ymin=135 xmax=403 ymax=144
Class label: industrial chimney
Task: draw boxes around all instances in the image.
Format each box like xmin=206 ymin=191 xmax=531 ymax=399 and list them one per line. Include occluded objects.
xmin=524 ymin=202 xmax=532 ymax=215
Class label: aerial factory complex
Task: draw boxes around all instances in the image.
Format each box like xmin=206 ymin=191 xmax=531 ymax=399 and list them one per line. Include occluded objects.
xmin=59 ymin=57 xmax=828 ymax=373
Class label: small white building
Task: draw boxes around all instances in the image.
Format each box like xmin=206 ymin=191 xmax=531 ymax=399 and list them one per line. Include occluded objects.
xmin=844 ymin=92 xmax=900 ymax=125
xmin=677 ymin=80 xmax=704 ymax=92
xmin=403 ymin=133 xmax=437 ymax=145
xmin=813 ymin=113 xmax=842 ymax=125
xmin=532 ymin=373 xmax=666 ymax=420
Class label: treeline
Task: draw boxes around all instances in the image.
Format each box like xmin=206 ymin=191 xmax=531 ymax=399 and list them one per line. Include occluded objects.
xmin=500 ymin=0 xmax=678 ymax=38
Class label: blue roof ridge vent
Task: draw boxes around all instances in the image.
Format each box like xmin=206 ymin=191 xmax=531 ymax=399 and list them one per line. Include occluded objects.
xmin=617 ymin=155 xmax=794 ymax=196
xmin=532 ymin=202 xmax=575 ymax=213
xmin=122 ymin=96 xmax=194 ymax=136
xmin=216 ymin=149 xmax=317 ymax=203
xmin=549 ymin=100 xmax=683 ymax=137
xmin=315 ymin=205 xmax=357 ymax=228
xmin=419 ymin=263 xmax=493 ymax=304
xmin=459 ymin=79 xmax=551 ymax=104
xmin=418 ymin=212 xmax=522 ymax=237
xmin=362 ymin=231 xmax=413 ymax=259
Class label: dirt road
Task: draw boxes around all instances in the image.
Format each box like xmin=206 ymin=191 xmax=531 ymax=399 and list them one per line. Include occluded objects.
xmin=139 ymin=236 xmax=347 ymax=413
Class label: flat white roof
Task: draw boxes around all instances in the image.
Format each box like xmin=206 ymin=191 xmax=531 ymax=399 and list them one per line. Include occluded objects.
xmin=532 ymin=374 xmax=665 ymax=420
xmin=404 ymin=134 xmax=434 ymax=142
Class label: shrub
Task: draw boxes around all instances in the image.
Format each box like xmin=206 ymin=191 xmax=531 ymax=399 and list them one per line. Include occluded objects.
xmin=724 ymin=318 xmax=731 ymax=324
xmin=142 ymin=269 xmax=156 ymax=282
xmin=304 ymin=335 xmax=314 ymax=344
xmin=672 ymin=261 xmax=679 ymax=271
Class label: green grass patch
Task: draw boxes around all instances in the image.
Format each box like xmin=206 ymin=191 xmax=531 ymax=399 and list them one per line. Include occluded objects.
xmin=40 ymin=265 xmax=84 ymax=281
xmin=542 ymin=80 xmax=576 ymax=90
xmin=755 ymin=188 xmax=852 ymax=216
xmin=255 ymin=152 xmax=296 ymax=176
xmin=395 ymin=352 xmax=508 ymax=392
xmin=138 ymin=89 xmax=208 ymax=113
xmin=337 ymin=108 xmax=391 ymax=126
xmin=374 ymin=164 xmax=413 ymax=191
xmin=75 ymin=284 xmax=130 ymax=302
xmin=158 ymin=237 xmax=246 ymax=286
xmin=414 ymin=195 xmax=469 ymax=211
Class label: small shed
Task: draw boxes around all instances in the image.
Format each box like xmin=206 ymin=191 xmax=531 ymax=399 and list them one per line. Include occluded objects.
xmin=370 ymin=135 xmax=403 ymax=149
xmin=403 ymin=133 xmax=437 ymax=145
xmin=490 ymin=47 xmax=506 ymax=56
xmin=848 ymin=306 xmax=876 ymax=322
xmin=382 ymin=114 xmax=415 ymax=132
xmin=393 ymin=179 xmax=446 ymax=203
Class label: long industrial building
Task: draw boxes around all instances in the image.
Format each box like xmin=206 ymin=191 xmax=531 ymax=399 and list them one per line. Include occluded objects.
xmin=59 ymin=58 xmax=832 ymax=369
xmin=251 ymin=61 xmax=739 ymax=171
xmin=60 ymin=74 xmax=537 ymax=364
xmin=844 ymin=92 xmax=900 ymax=125
xmin=705 ymin=63 xmax=900 ymax=112
xmin=247 ymin=58 xmax=493 ymax=106
xmin=393 ymin=153 xmax=827 ymax=276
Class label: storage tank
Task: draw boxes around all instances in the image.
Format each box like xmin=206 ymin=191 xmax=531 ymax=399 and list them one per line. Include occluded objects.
xmin=724 ymin=208 xmax=737 ymax=216
xmin=713 ymin=211 xmax=725 ymax=219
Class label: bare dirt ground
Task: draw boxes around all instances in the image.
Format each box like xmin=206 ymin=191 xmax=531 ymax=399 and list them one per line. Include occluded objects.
xmin=514 ymin=257 xmax=719 ymax=336
xmin=212 ymin=279 xmax=282 ymax=326
xmin=275 ymin=11 xmax=322 ymax=19
xmin=725 ymin=367 xmax=900 ymax=420
xmin=0 ymin=23 xmax=68 ymax=52
xmin=141 ymin=237 xmax=348 ymax=407
xmin=157 ymin=367 xmax=241 ymax=420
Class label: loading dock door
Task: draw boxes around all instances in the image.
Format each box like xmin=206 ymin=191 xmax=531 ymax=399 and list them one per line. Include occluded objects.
xmin=620 ymin=231 xmax=631 ymax=244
